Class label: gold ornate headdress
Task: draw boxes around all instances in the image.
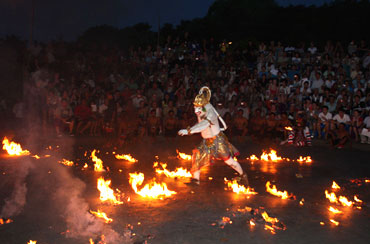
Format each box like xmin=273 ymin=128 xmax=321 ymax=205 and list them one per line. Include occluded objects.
xmin=193 ymin=86 xmax=211 ymax=107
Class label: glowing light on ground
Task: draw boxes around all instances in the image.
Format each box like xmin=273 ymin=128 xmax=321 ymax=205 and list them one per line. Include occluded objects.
xmin=328 ymin=206 xmax=342 ymax=214
xmin=97 ymin=177 xmax=123 ymax=205
xmin=115 ymin=154 xmax=138 ymax=163
xmin=330 ymin=219 xmax=340 ymax=226
xmin=27 ymin=241 xmax=37 ymax=244
xmin=0 ymin=218 xmax=13 ymax=225
xmin=332 ymin=181 xmax=340 ymax=189
xmin=2 ymin=137 xmax=30 ymax=156
xmin=266 ymin=181 xmax=294 ymax=199
xmin=224 ymin=178 xmax=258 ymax=195
xmin=58 ymin=158 xmax=74 ymax=166
xmin=176 ymin=150 xmax=192 ymax=161
xmin=325 ymin=190 xmax=354 ymax=207
xmin=155 ymin=162 xmax=192 ymax=178
xmin=91 ymin=150 xmax=105 ymax=172
xmin=354 ymin=195 xmax=362 ymax=203
xmin=89 ymin=209 xmax=113 ymax=223
xmin=297 ymin=156 xmax=312 ymax=163
xmin=129 ymin=172 xmax=176 ymax=199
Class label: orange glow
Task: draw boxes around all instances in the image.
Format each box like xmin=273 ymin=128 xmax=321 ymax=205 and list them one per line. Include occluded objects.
xmin=284 ymin=126 xmax=293 ymax=131
xmin=97 ymin=177 xmax=123 ymax=205
xmin=0 ymin=218 xmax=13 ymax=225
xmin=365 ymin=180 xmax=370 ymax=183
xmin=27 ymin=241 xmax=37 ymax=244
xmin=2 ymin=137 xmax=30 ymax=156
xmin=89 ymin=209 xmax=113 ymax=223
xmin=320 ymin=222 xmax=325 ymax=225
xmin=266 ymin=181 xmax=294 ymax=199
xmin=330 ymin=219 xmax=339 ymax=226
xmin=32 ymin=155 xmax=40 ymax=159
xmin=264 ymin=224 xmax=276 ymax=234
xmin=155 ymin=162 xmax=192 ymax=178
xmin=91 ymin=150 xmax=105 ymax=172
xmin=328 ymin=206 xmax=342 ymax=214
xmin=89 ymin=238 xmax=94 ymax=244
xmin=115 ymin=154 xmax=138 ymax=163
xmin=261 ymin=211 xmax=278 ymax=224
xmin=354 ymin=195 xmax=362 ymax=203
xmin=129 ymin=172 xmax=176 ymax=199
xmin=58 ymin=158 xmax=74 ymax=167
xmin=325 ymin=190 xmax=338 ymax=203
xmin=176 ymin=150 xmax=192 ymax=161
xmin=249 ymin=219 xmax=256 ymax=226
xmin=299 ymin=198 xmax=304 ymax=205
xmin=297 ymin=156 xmax=312 ymax=163
xmin=224 ymin=178 xmax=258 ymax=195
xmin=249 ymin=155 xmax=258 ymax=161
xmin=331 ymin=181 xmax=340 ymax=189
xmin=83 ymin=163 xmax=88 ymax=169
xmin=338 ymin=196 xmax=353 ymax=207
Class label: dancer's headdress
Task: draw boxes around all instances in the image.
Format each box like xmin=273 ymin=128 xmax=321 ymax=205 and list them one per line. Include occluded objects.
xmin=193 ymin=86 xmax=211 ymax=107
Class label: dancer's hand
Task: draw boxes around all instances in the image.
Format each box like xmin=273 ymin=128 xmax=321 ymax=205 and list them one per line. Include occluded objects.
xmin=178 ymin=129 xmax=188 ymax=136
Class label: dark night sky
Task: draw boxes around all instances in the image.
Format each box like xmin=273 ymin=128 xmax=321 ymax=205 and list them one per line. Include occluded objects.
xmin=0 ymin=0 xmax=333 ymax=41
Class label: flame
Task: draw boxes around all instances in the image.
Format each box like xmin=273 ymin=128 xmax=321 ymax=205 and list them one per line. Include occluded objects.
xmin=2 ymin=137 xmax=30 ymax=156
xmin=266 ymin=181 xmax=294 ymax=199
xmin=0 ymin=218 xmax=13 ymax=225
xmin=338 ymin=196 xmax=353 ymax=207
xmin=224 ymin=178 xmax=258 ymax=195
xmin=325 ymin=190 xmax=338 ymax=203
xmin=91 ymin=150 xmax=105 ymax=172
xmin=83 ymin=163 xmax=88 ymax=169
xmin=328 ymin=206 xmax=342 ymax=214
xmin=297 ymin=156 xmax=312 ymax=163
xmin=264 ymin=224 xmax=276 ymax=234
xmin=89 ymin=239 xmax=94 ymax=244
xmin=155 ymin=162 xmax=192 ymax=178
xmin=176 ymin=150 xmax=192 ymax=161
xmin=249 ymin=219 xmax=256 ymax=226
xmin=354 ymin=195 xmax=362 ymax=203
xmin=89 ymin=210 xmax=113 ymax=223
xmin=325 ymin=190 xmax=354 ymax=207
xmin=261 ymin=211 xmax=279 ymax=224
xmin=366 ymin=180 xmax=370 ymax=183
xmin=115 ymin=154 xmax=138 ymax=163
xmin=129 ymin=172 xmax=176 ymax=199
xmin=32 ymin=155 xmax=40 ymax=159
xmin=320 ymin=222 xmax=325 ymax=225
xmin=299 ymin=198 xmax=304 ymax=205
xmin=249 ymin=155 xmax=258 ymax=161
xmin=332 ymin=181 xmax=340 ymax=189
xmin=97 ymin=177 xmax=123 ymax=205
xmin=284 ymin=126 xmax=293 ymax=131
xmin=330 ymin=219 xmax=339 ymax=226
xmin=27 ymin=241 xmax=37 ymax=244
xmin=58 ymin=158 xmax=74 ymax=166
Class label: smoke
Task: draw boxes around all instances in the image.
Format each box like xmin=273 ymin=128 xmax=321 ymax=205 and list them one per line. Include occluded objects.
xmin=1 ymin=157 xmax=34 ymax=218
xmin=54 ymin=162 xmax=129 ymax=243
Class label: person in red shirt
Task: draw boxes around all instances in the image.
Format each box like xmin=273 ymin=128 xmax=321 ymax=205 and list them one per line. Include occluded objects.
xmin=74 ymin=99 xmax=92 ymax=135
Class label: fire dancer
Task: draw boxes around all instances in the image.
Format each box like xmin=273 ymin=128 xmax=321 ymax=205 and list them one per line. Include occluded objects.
xmin=178 ymin=87 xmax=249 ymax=186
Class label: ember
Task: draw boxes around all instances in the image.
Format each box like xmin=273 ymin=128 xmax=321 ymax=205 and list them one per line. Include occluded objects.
xmin=297 ymin=156 xmax=312 ymax=163
xmin=89 ymin=209 xmax=113 ymax=223
xmin=27 ymin=241 xmax=37 ymax=244
xmin=0 ymin=218 xmax=13 ymax=225
xmin=91 ymin=150 xmax=105 ymax=172
xmin=129 ymin=172 xmax=176 ymax=199
xmin=176 ymin=149 xmax=192 ymax=161
xmin=266 ymin=181 xmax=294 ymax=199
xmin=155 ymin=162 xmax=192 ymax=178
xmin=224 ymin=178 xmax=258 ymax=195
xmin=115 ymin=154 xmax=138 ymax=163
xmin=58 ymin=158 xmax=74 ymax=167
xmin=330 ymin=219 xmax=340 ymax=226
xmin=331 ymin=181 xmax=341 ymax=189
xmin=328 ymin=206 xmax=342 ymax=214
xmin=284 ymin=126 xmax=293 ymax=131
xmin=97 ymin=177 xmax=123 ymax=205
xmin=2 ymin=137 xmax=30 ymax=156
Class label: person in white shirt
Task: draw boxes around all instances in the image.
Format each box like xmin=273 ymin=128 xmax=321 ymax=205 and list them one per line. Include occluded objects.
xmin=317 ymin=106 xmax=332 ymax=139
xmin=360 ymin=114 xmax=370 ymax=144
xmin=333 ymin=109 xmax=351 ymax=129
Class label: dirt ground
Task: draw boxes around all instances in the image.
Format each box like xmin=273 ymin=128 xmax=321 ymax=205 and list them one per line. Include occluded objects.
xmin=0 ymin=134 xmax=369 ymax=244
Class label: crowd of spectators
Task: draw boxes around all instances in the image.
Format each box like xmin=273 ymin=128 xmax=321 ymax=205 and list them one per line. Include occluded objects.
xmin=9 ymin=36 xmax=370 ymax=147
